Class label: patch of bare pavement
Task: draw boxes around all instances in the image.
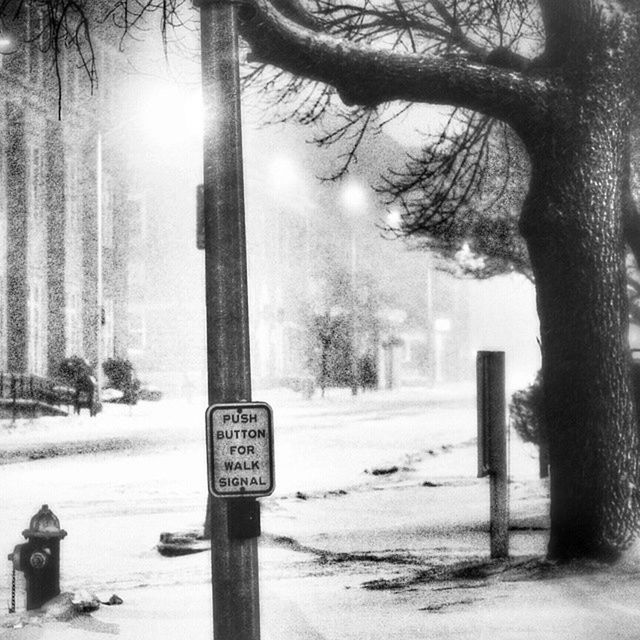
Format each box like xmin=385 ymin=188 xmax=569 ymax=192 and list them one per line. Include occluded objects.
xmin=255 ymin=467 xmax=640 ymax=640
xmin=259 ymin=551 xmax=640 ymax=640
xmin=258 ymin=509 xmax=640 ymax=640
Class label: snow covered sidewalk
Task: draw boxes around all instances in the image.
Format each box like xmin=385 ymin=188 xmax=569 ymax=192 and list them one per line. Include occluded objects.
xmin=2 ymin=387 xmax=640 ymax=639
xmin=5 ymin=475 xmax=640 ymax=640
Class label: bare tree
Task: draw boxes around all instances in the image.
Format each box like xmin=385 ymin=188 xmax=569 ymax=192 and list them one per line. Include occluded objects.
xmin=379 ymin=116 xmax=533 ymax=280
xmin=236 ymin=0 xmax=640 ymax=563
xmin=0 ymin=1 xmax=192 ymax=107
xmin=240 ymin=2 xmax=538 ymax=278
xmin=10 ymin=0 xmax=640 ymax=562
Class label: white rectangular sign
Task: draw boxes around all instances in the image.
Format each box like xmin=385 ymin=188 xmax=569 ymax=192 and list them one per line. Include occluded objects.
xmin=205 ymin=402 xmax=275 ymax=498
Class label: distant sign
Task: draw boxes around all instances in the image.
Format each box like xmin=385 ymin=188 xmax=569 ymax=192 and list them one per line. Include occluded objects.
xmin=205 ymin=402 xmax=275 ymax=498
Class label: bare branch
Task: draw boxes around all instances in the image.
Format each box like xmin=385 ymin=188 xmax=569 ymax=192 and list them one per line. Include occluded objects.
xmin=378 ymin=113 xmax=531 ymax=279
xmin=241 ymin=0 xmax=552 ymax=126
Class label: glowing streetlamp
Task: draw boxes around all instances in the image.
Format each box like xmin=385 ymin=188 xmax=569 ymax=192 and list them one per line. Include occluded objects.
xmin=96 ymin=133 xmax=104 ymax=404
xmin=385 ymin=206 xmax=403 ymax=232
xmin=0 ymin=36 xmax=15 ymax=53
xmin=0 ymin=27 xmax=18 ymax=55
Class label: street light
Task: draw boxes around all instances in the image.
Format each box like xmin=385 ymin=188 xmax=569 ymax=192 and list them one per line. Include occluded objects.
xmin=385 ymin=206 xmax=403 ymax=233
xmin=0 ymin=35 xmax=16 ymax=54
xmin=96 ymin=132 xmax=104 ymax=404
xmin=0 ymin=23 xmax=18 ymax=55
xmin=341 ymin=179 xmax=368 ymax=395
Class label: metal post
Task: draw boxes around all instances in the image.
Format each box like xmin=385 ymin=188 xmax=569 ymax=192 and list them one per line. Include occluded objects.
xmin=195 ymin=1 xmax=260 ymax=639
xmin=476 ymin=351 xmax=509 ymax=559
xmin=96 ymin=133 xmax=103 ymax=405
xmin=350 ymin=229 xmax=358 ymax=395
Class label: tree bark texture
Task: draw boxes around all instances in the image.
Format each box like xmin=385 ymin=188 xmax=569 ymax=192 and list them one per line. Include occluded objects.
xmin=518 ymin=8 xmax=640 ymax=560
xmin=239 ymin=0 xmax=640 ymax=561
xmin=524 ymin=135 xmax=639 ymax=559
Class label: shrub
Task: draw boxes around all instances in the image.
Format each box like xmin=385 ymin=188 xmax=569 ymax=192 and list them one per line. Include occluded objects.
xmin=58 ymin=356 xmax=93 ymax=385
xmin=509 ymin=372 xmax=545 ymax=445
xmin=103 ymin=357 xmax=140 ymax=405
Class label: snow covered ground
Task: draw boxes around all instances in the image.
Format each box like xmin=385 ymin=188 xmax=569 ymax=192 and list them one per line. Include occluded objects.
xmin=1 ymin=385 xmax=639 ymax=639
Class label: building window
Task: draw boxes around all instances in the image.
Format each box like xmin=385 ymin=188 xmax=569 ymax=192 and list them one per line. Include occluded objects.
xmin=65 ymin=156 xmax=81 ymax=233
xmin=29 ymin=145 xmax=44 ymax=217
xmin=102 ymin=297 xmax=114 ymax=360
xmin=28 ymin=276 xmax=46 ymax=375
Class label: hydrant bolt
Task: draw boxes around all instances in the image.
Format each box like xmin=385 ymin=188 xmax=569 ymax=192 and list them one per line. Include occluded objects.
xmin=29 ymin=549 xmax=50 ymax=570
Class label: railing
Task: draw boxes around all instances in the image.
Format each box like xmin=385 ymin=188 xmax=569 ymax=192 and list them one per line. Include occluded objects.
xmin=0 ymin=372 xmax=76 ymax=416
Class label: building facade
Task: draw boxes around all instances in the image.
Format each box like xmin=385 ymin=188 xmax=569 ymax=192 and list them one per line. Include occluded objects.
xmin=0 ymin=3 xmax=135 ymax=382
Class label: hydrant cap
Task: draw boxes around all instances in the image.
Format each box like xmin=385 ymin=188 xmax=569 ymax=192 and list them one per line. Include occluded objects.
xmin=22 ymin=504 xmax=67 ymax=539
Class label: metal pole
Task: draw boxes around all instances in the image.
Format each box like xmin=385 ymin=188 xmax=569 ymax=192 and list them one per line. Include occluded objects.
xmin=350 ymin=228 xmax=358 ymax=395
xmin=195 ymin=2 xmax=260 ymax=639
xmin=96 ymin=133 xmax=103 ymax=405
xmin=476 ymin=351 xmax=509 ymax=559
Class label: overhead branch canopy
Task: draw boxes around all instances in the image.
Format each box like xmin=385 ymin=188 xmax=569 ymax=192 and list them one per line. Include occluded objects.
xmin=240 ymin=0 xmax=553 ymax=128
xmin=9 ymin=0 xmax=640 ymax=281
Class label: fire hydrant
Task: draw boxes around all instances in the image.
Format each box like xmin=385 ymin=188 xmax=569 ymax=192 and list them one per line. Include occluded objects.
xmin=7 ymin=505 xmax=67 ymax=610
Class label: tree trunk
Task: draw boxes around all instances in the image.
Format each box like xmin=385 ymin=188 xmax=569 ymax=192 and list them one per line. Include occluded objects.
xmin=511 ymin=4 xmax=640 ymax=562
xmin=522 ymin=119 xmax=640 ymax=561
xmin=239 ymin=0 xmax=640 ymax=561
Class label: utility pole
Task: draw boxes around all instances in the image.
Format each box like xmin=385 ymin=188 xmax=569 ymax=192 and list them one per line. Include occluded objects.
xmin=195 ymin=1 xmax=260 ymax=639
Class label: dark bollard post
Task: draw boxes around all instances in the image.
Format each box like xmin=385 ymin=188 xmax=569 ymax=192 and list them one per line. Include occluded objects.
xmin=477 ymin=351 xmax=509 ymax=559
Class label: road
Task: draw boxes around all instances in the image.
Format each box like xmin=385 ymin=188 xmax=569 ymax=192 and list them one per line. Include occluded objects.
xmin=0 ymin=387 xmax=481 ymax=606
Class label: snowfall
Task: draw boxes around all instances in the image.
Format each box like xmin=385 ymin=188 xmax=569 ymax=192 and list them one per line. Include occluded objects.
xmin=1 ymin=384 xmax=640 ymax=639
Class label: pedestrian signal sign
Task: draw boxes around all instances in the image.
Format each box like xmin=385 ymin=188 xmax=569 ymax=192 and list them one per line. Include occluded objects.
xmin=205 ymin=402 xmax=275 ymax=497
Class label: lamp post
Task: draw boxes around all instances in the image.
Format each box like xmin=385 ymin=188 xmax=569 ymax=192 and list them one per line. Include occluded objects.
xmin=96 ymin=132 xmax=104 ymax=405
xmin=341 ymin=181 xmax=368 ymax=396
xmin=349 ymin=226 xmax=358 ymax=395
